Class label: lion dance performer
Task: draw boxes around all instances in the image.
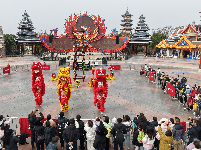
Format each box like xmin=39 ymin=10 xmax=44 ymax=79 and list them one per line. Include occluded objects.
xmin=31 ymin=62 xmax=45 ymax=106
xmin=57 ymin=67 xmax=72 ymax=112
xmin=94 ymin=68 xmax=108 ymax=114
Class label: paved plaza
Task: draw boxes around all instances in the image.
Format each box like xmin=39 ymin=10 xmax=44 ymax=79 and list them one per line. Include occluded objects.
xmin=0 ymin=55 xmax=200 ymax=149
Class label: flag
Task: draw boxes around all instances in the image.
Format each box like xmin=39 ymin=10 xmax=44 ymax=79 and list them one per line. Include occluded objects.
xmin=149 ymin=72 xmax=155 ymax=82
xmin=3 ymin=66 xmax=10 ymax=74
xmin=167 ymin=82 xmax=175 ymax=97
xmin=41 ymin=65 xmax=50 ymax=70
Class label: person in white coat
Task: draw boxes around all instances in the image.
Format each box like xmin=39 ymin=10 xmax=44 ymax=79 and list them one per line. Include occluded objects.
xmin=84 ymin=120 xmax=96 ymax=150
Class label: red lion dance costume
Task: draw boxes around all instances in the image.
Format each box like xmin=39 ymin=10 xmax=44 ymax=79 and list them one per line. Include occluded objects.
xmin=57 ymin=67 xmax=72 ymax=112
xmin=94 ymin=68 xmax=108 ymax=114
xmin=31 ymin=62 xmax=45 ymax=106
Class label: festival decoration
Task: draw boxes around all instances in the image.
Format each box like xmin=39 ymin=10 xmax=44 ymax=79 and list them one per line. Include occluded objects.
xmin=88 ymin=77 xmax=96 ymax=87
xmin=53 ymin=28 xmax=58 ymax=37
xmin=92 ymin=65 xmax=95 ymax=75
xmin=75 ymin=80 xmax=80 ymax=88
xmin=110 ymin=72 xmax=115 ymax=80
xmin=57 ymin=67 xmax=72 ymax=112
xmin=31 ymin=62 xmax=45 ymax=106
xmin=39 ymin=13 xmax=129 ymax=53
xmin=93 ymin=68 xmax=108 ymax=114
xmin=111 ymin=28 xmax=117 ymax=38
xmin=51 ymin=73 xmax=57 ymax=81
xmin=106 ymin=74 xmax=110 ymax=80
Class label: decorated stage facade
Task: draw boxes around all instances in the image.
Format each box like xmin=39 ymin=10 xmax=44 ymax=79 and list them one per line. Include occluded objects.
xmin=40 ymin=13 xmax=129 ymax=53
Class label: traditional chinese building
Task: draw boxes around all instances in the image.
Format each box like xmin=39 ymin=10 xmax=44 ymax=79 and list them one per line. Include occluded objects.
xmin=0 ymin=26 xmax=6 ymax=57
xmin=120 ymin=7 xmax=133 ymax=35
xmin=15 ymin=10 xmax=41 ymax=55
xmin=156 ymin=22 xmax=201 ymax=58
xmin=129 ymin=14 xmax=151 ymax=55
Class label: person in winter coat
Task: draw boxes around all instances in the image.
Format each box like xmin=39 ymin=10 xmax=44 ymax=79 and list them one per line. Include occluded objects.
xmin=158 ymin=121 xmax=173 ymax=150
xmin=103 ymin=116 xmax=112 ymax=150
xmin=28 ymin=109 xmax=44 ymax=150
xmin=133 ymin=123 xmax=144 ymax=150
xmin=84 ymin=120 xmax=96 ymax=150
xmin=148 ymin=117 xmax=158 ymax=128
xmin=44 ymin=121 xmax=57 ymax=146
xmin=122 ymin=115 xmax=132 ymax=150
xmin=34 ymin=117 xmax=45 ymax=150
xmin=172 ymin=117 xmax=183 ymax=150
xmin=43 ymin=114 xmax=57 ymax=128
xmin=0 ymin=127 xmax=3 ymax=150
xmin=76 ymin=115 xmax=85 ymax=150
xmin=188 ymin=120 xmax=201 ymax=143
xmin=186 ymin=138 xmax=201 ymax=150
xmin=56 ymin=112 xmax=68 ymax=149
xmin=93 ymin=117 xmax=102 ymax=132
xmin=169 ymin=118 xmax=175 ymax=130
xmin=134 ymin=113 xmax=147 ymax=132
xmin=93 ymin=121 xmax=107 ymax=150
xmin=110 ymin=118 xmax=127 ymax=150
xmin=186 ymin=87 xmax=197 ymax=111
xmin=4 ymin=129 xmax=20 ymax=150
xmin=63 ymin=119 xmax=80 ymax=150
xmin=0 ymin=115 xmax=11 ymax=133
xmin=45 ymin=136 xmax=59 ymax=150
xmin=142 ymin=125 xmax=156 ymax=150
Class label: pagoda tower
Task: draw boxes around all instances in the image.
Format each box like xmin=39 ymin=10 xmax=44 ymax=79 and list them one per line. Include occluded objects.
xmin=0 ymin=26 xmax=6 ymax=57
xmin=120 ymin=7 xmax=133 ymax=35
xmin=15 ymin=10 xmax=40 ymax=55
xmin=129 ymin=14 xmax=151 ymax=56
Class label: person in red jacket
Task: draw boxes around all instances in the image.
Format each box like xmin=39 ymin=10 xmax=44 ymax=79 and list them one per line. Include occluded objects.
xmin=186 ymin=87 xmax=197 ymax=111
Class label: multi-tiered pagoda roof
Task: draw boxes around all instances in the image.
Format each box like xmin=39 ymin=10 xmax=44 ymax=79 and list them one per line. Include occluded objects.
xmin=120 ymin=8 xmax=133 ymax=35
xmin=15 ymin=10 xmax=40 ymax=43
xmin=130 ymin=14 xmax=151 ymax=44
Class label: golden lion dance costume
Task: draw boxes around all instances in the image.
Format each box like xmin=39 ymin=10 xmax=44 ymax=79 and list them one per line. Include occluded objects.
xmin=31 ymin=62 xmax=45 ymax=106
xmin=94 ymin=68 xmax=108 ymax=114
xmin=57 ymin=67 xmax=72 ymax=112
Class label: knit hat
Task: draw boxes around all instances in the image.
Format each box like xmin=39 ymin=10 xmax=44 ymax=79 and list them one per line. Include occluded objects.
xmin=52 ymin=136 xmax=59 ymax=143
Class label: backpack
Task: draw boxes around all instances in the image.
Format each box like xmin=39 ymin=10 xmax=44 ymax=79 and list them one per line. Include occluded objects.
xmin=137 ymin=130 xmax=145 ymax=143
xmin=114 ymin=128 xmax=125 ymax=143
xmin=19 ymin=134 xmax=28 ymax=145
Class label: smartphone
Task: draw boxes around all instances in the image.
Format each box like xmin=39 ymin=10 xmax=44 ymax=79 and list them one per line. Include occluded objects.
xmin=14 ymin=130 xmax=16 ymax=135
xmin=36 ymin=109 xmax=38 ymax=111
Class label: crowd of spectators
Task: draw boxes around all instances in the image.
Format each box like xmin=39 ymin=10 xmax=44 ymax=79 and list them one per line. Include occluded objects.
xmin=144 ymin=64 xmax=201 ymax=118
xmin=0 ymin=111 xmax=201 ymax=150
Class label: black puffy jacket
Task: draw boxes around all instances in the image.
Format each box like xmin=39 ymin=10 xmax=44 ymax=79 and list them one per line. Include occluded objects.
xmin=34 ymin=122 xmax=45 ymax=143
xmin=56 ymin=117 xmax=68 ymax=133
xmin=93 ymin=122 xmax=107 ymax=150
xmin=44 ymin=126 xmax=57 ymax=146
xmin=188 ymin=125 xmax=201 ymax=143
xmin=5 ymin=135 xmax=20 ymax=150
xmin=62 ymin=125 xmax=80 ymax=144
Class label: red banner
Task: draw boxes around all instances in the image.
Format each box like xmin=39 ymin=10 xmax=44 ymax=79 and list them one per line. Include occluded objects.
xmin=167 ymin=82 xmax=175 ymax=97
xmin=108 ymin=65 xmax=121 ymax=70
xmin=149 ymin=72 xmax=155 ymax=82
xmin=41 ymin=65 xmax=50 ymax=70
xmin=20 ymin=118 xmax=58 ymax=137
xmin=3 ymin=66 xmax=10 ymax=74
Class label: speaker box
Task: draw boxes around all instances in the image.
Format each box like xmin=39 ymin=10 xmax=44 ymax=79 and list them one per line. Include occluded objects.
xmin=116 ymin=36 xmax=119 ymax=44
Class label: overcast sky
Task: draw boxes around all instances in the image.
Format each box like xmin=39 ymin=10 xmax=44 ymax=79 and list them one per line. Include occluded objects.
xmin=0 ymin=0 xmax=201 ymax=35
